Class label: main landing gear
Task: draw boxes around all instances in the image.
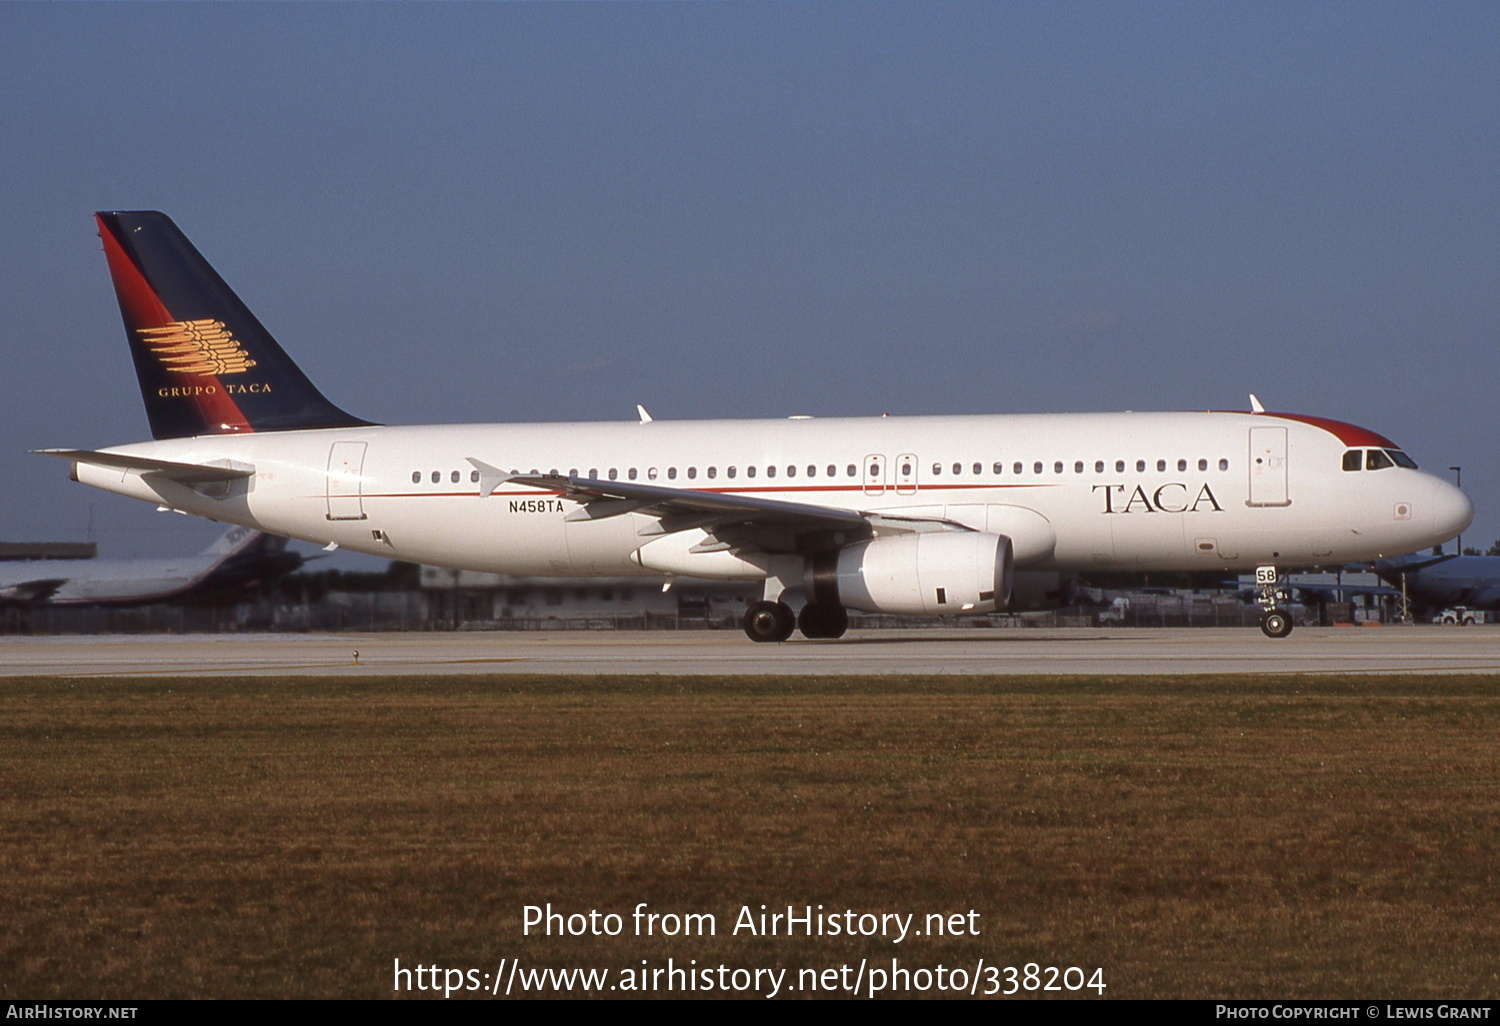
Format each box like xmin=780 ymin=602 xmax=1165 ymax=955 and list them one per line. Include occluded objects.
xmin=1255 ymin=565 xmax=1294 ymax=638
xmin=741 ymin=600 xmax=849 ymax=642
xmin=743 ymin=600 xmax=795 ymax=643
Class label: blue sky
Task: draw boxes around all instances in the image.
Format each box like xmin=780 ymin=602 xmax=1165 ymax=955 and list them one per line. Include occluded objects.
xmin=1 ymin=2 xmax=1496 ymax=564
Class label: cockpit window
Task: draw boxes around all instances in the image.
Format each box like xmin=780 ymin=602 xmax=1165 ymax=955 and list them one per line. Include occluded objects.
xmin=1366 ymin=449 xmax=1395 ymax=471
xmin=1342 ymin=450 xmax=1362 ymax=472
xmin=1388 ymin=449 xmax=1418 ymax=469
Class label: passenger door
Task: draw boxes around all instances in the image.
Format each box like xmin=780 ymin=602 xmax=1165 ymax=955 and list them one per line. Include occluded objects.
xmin=1248 ymin=427 xmax=1290 ymax=507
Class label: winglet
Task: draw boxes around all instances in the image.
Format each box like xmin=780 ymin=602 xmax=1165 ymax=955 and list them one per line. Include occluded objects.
xmin=1249 ymin=394 xmax=1265 ymax=414
xmin=636 ymin=404 xmax=653 ymax=424
xmin=466 ymin=457 xmax=512 ymax=497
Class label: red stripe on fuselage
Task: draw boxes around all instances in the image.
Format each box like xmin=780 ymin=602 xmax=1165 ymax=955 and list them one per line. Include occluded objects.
xmin=97 ymin=216 xmax=253 ymax=435
xmin=1256 ymin=412 xmax=1398 ymax=449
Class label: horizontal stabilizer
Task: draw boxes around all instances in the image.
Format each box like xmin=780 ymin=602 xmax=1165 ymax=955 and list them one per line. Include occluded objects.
xmin=35 ymin=449 xmax=254 ymax=483
xmin=0 ymin=578 xmax=66 ymax=604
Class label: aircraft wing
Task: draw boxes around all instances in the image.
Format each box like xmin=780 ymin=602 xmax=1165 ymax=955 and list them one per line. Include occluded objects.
xmin=34 ymin=449 xmax=254 ymax=484
xmin=1372 ymin=552 xmax=1459 ymax=578
xmin=472 ymin=460 xmax=886 ymax=551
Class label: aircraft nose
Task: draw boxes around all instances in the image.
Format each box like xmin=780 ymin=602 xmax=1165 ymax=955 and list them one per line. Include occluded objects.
xmin=1428 ymin=474 xmax=1474 ymax=542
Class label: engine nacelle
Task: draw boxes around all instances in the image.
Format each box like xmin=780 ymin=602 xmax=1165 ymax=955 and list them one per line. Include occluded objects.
xmin=808 ymin=532 xmax=1014 ymax=615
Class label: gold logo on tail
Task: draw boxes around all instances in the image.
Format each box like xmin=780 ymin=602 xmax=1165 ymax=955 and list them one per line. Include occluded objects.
xmin=138 ymin=319 xmax=258 ymax=376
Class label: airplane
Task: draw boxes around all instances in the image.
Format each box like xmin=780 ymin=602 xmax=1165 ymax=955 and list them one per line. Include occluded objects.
xmin=1371 ymin=551 xmax=1500 ymax=612
xmin=0 ymin=525 xmax=302 ymax=606
xmin=36 ymin=211 xmax=1473 ymax=641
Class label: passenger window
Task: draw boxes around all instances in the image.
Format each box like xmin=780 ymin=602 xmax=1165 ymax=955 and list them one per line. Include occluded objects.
xmin=1197 ymin=459 xmax=1207 ymax=471
xmin=588 ymin=468 xmax=598 ymax=478
xmin=411 ymin=471 xmax=420 ymax=484
xmin=1014 ymin=462 xmax=1023 ymax=475
xmin=766 ymin=466 xmax=776 ymax=478
xmin=1095 ymin=461 xmax=1104 ymax=473
xmin=901 ymin=462 xmax=912 ymax=476
xmin=1136 ymin=460 xmax=1145 ymax=472
xmin=994 ymin=462 xmax=1004 ymax=475
xmin=809 ymin=465 xmax=818 ymax=477
xmin=708 ymin=467 xmax=718 ymax=479
xmin=1033 ymin=462 xmax=1043 ymax=474
xmin=1366 ymin=449 xmax=1394 ymax=471
xmin=847 ymin=465 xmax=857 ymax=477
xmin=727 ymin=467 xmax=736 ymax=479
xmin=1343 ymin=450 xmax=1362 ymax=472
xmin=786 ymin=465 xmax=796 ymax=478
xmin=687 ymin=467 xmax=696 ymax=480
xmin=828 ymin=465 xmax=837 ymax=477
xmin=973 ymin=462 xmax=982 ymax=475
xmin=1116 ymin=460 xmax=1125 ymax=473
xmin=1219 ymin=459 xmax=1229 ymax=471
xmin=953 ymin=462 xmax=962 ymax=475
xmin=629 ymin=468 xmax=639 ymax=480
xmin=1053 ymin=461 xmax=1063 ymax=474
xmin=667 ymin=467 xmax=677 ymax=480
xmin=451 ymin=470 xmax=460 ymax=484
xmin=1074 ymin=461 xmax=1084 ymax=474
xmin=1156 ymin=459 xmax=1166 ymax=472
xmin=933 ymin=463 xmax=943 ymax=476
xmin=431 ymin=471 xmax=440 ymax=484
xmin=648 ymin=468 xmax=658 ymax=480
xmin=608 ymin=468 xmax=618 ymax=480
xmin=747 ymin=466 xmax=756 ymax=478
xmin=1177 ymin=459 xmax=1187 ymax=472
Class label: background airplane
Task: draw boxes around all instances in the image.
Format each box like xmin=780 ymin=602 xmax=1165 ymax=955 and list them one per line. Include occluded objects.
xmin=1372 ymin=552 xmax=1500 ymax=612
xmin=0 ymin=526 xmax=303 ymax=606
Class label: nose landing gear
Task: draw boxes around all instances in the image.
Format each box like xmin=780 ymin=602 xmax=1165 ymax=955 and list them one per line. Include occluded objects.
xmin=1255 ymin=565 xmax=1295 ymax=638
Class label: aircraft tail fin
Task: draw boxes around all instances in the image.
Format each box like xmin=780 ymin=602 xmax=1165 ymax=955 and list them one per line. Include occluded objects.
xmin=95 ymin=211 xmax=373 ymax=440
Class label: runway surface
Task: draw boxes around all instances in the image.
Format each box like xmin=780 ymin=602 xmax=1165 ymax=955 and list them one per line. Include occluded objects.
xmin=3 ymin=626 xmax=1500 ymax=677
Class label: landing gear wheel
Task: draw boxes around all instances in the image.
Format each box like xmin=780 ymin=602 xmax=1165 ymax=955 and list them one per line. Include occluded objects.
xmin=1260 ymin=609 xmax=1294 ymax=639
xmin=798 ymin=603 xmax=849 ymax=640
xmin=743 ymin=600 xmax=796 ymax=643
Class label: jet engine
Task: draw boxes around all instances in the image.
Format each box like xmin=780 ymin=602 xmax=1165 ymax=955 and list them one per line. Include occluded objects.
xmin=806 ymin=532 xmax=1014 ymax=615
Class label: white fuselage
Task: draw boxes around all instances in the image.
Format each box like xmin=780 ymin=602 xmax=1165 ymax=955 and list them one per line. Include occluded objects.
xmin=70 ymin=410 xmax=1472 ymax=583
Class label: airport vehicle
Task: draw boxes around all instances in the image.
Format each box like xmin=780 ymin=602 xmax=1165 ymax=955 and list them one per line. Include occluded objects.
xmin=39 ymin=212 xmax=1473 ymax=641
xmin=1432 ymin=607 xmax=1485 ymax=626
xmin=0 ymin=526 xmax=301 ymax=606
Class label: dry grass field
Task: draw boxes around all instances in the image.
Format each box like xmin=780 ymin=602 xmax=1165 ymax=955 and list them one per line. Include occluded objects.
xmin=1 ymin=674 xmax=1497 ymax=999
